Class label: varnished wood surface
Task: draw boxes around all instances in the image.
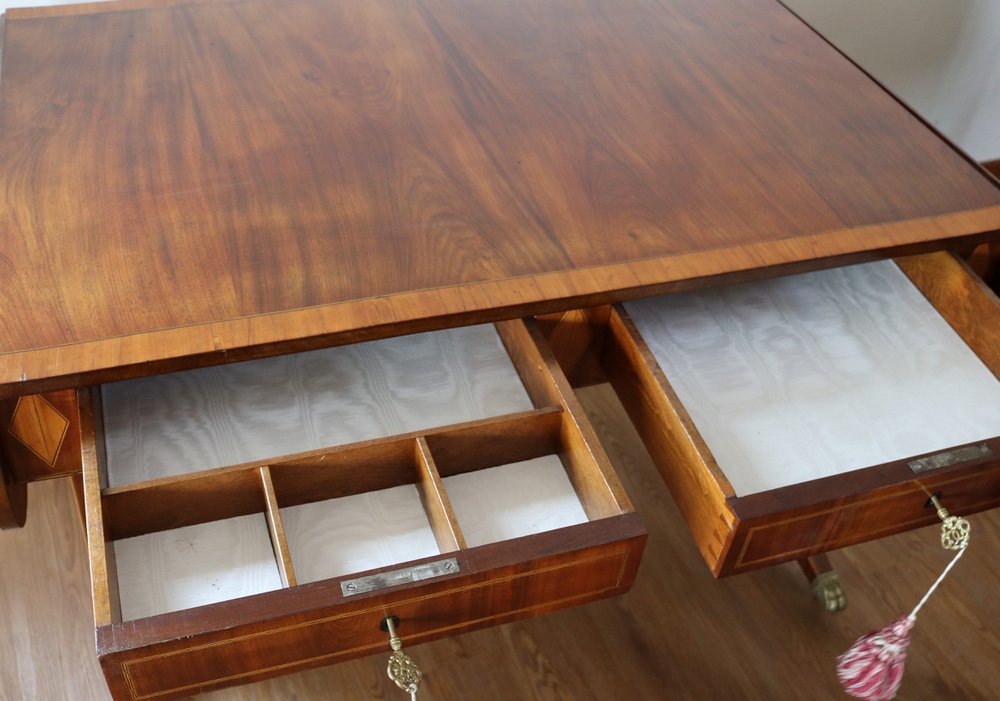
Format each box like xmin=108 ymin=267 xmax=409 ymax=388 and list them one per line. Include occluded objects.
xmin=78 ymin=314 xmax=645 ymax=698
xmin=896 ymin=251 xmax=1000 ymax=379
xmin=967 ymin=161 xmax=1000 ymax=291
xmin=3 ymin=385 xmax=999 ymax=700
xmin=605 ymin=302 xmax=736 ymax=573
xmin=0 ymin=390 xmax=81 ymax=483
xmin=3 ymin=0 xmax=1000 ymax=395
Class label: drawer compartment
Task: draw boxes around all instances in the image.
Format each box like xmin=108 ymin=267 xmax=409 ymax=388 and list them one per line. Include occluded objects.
xmin=604 ymin=251 xmax=1000 ymax=576
xmin=81 ymin=320 xmax=644 ymax=701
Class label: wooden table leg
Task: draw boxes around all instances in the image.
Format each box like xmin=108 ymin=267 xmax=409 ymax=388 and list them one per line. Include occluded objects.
xmin=798 ymin=553 xmax=847 ymax=613
xmin=70 ymin=473 xmax=88 ymax=531
xmin=0 ymin=456 xmax=28 ymax=530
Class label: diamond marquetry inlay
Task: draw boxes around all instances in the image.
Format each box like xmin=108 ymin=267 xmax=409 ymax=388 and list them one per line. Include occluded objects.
xmin=8 ymin=395 xmax=70 ymax=466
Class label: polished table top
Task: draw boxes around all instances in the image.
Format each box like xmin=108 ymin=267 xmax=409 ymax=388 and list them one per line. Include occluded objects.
xmin=1 ymin=0 xmax=999 ymax=396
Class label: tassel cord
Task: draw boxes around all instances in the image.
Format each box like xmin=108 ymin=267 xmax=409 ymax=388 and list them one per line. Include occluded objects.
xmin=908 ymin=544 xmax=967 ymax=620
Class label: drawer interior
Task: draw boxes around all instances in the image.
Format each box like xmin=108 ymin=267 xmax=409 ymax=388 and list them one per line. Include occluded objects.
xmin=442 ymin=455 xmax=588 ymax=547
xmin=622 ymin=258 xmax=1000 ymax=497
xmin=605 ymin=252 xmax=1000 ymax=575
xmin=116 ymin=512 xmax=283 ymax=621
xmin=99 ymin=324 xmax=535 ymax=486
xmin=82 ymin=319 xmax=637 ymax=630
xmin=280 ymin=482 xmax=442 ymax=586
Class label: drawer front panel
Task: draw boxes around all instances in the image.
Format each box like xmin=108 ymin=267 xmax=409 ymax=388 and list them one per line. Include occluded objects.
xmin=102 ymin=532 xmax=644 ymax=701
xmin=725 ymin=461 xmax=1000 ymax=574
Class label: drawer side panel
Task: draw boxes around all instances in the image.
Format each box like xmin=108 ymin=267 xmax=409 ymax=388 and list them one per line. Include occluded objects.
xmin=604 ymin=308 xmax=735 ymax=574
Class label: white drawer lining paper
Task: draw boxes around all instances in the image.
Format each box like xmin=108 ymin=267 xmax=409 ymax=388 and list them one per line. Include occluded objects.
xmin=443 ymin=455 xmax=589 ymax=548
xmin=115 ymin=513 xmax=282 ymax=621
xmin=281 ymin=455 xmax=589 ymax=585
xmin=116 ymin=461 xmax=586 ymax=616
xmin=625 ymin=260 xmax=1000 ymax=497
xmin=101 ymin=324 xmax=534 ymax=486
xmin=282 ymin=483 xmax=441 ymax=586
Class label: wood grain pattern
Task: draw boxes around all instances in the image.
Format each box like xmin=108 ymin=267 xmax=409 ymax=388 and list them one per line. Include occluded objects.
xmin=71 ymin=313 xmax=644 ymax=698
xmin=604 ymin=305 xmax=736 ymax=574
xmin=79 ymin=389 xmax=119 ymax=626
xmin=967 ymin=160 xmax=1000 ymax=290
xmin=414 ymin=436 xmax=467 ymax=552
xmin=0 ymin=390 xmax=81 ymax=485
xmin=5 ymin=393 xmax=1000 ymax=701
xmin=123 ymin=534 xmax=642 ymax=701
xmin=91 ymin=517 xmax=644 ymax=701
xmin=0 ymin=478 xmax=114 ymax=701
xmin=1 ymin=0 xmax=999 ymax=394
xmin=4 ymin=0 xmax=227 ymax=19
xmin=496 ymin=319 xmax=632 ymax=520
xmin=102 ymin=464 xmax=275 ymax=542
xmin=100 ymin=324 xmax=533 ymax=486
xmin=726 ymin=452 xmax=1000 ymax=573
xmin=896 ymin=251 xmax=1000 ymax=374
xmin=100 ymin=409 xmax=561 ymax=541
xmin=259 ymin=467 xmax=297 ymax=588
xmin=420 ymin=408 xmax=562 ymax=478
xmin=536 ymin=307 xmax=611 ymax=387
xmin=5 ymin=395 xmax=68 ymax=467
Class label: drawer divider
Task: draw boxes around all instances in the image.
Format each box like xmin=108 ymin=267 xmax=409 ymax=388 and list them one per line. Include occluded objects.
xmin=414 ymin=437 xmax=467 ymax=551
xmin=259 ymin=466 xmax=298 ymax=588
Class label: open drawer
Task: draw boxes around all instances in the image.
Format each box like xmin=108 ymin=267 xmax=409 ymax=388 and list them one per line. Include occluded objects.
xmin=604 ymin=251 xmax=1000 ymax=577
xmin=80 ymin=319 xmax=644 ymax=701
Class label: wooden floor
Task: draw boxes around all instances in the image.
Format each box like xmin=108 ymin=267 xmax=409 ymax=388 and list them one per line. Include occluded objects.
xmin=2 ymin=385 xmax=998 ymax=700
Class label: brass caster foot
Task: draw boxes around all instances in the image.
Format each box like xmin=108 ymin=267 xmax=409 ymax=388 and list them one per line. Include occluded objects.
xmin=812 ymin=571 xmax=847 ymax=613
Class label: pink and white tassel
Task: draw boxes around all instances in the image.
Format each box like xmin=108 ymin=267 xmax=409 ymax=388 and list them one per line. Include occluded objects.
xmin=836 ymin=496 xmax=971 ymax=701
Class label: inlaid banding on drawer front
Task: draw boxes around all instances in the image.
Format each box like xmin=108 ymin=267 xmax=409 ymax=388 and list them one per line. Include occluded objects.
xmin=118 ymin=549 xmax=634 ymax=700
xmin=730 ymin=469 xmax=1000 ymax=571
xmin=100 ymin=518 xmax=645 ymax=701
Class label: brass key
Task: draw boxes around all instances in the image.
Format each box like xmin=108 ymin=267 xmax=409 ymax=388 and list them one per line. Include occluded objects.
xmin=383 ymin=616 xmax=422 ymax=700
